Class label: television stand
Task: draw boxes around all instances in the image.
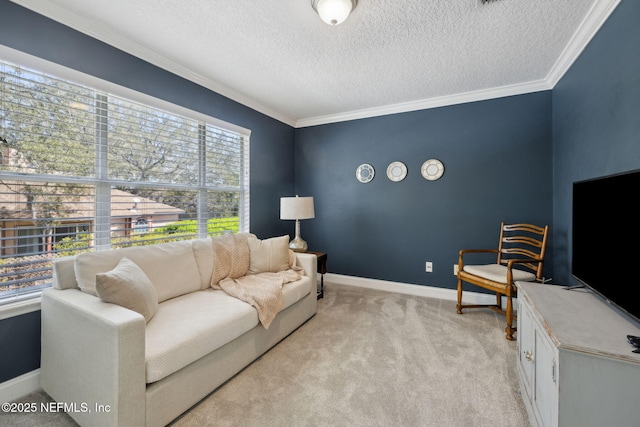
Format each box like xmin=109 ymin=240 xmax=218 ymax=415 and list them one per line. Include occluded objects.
xmin=516 ymin=282 xmax=640 ymax=427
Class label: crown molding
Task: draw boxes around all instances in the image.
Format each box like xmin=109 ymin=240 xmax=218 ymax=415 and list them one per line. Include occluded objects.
xmin=295 ymin=79 xmax=552 ymax=128
xmin=545 ymin=0 xmax=621 ymax=87
xmin=10 ymin=0 xmax=622 ymax=129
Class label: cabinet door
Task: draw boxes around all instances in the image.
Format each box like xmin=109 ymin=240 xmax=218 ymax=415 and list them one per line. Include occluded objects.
xmin=517 ymin=298 xmax=535 ymax=400
xmin=533 ymin=320 xmax=558 ymax=427
xmin=518 ymin=296 xmax=559 ymax=427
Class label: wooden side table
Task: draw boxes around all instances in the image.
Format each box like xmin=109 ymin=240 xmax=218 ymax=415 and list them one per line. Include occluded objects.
xmin=305 ymin=251 xmax=327 ymax=299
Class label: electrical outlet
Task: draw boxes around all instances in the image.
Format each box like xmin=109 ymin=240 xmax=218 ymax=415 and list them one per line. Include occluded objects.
xmin=425 ymin=261 xmax=433 ymax=272
xmin=453 ymin=264 xmax=459 ymax=275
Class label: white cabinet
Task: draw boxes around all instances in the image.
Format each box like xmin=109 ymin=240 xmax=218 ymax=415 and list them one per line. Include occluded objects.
xmin=516 ymin=283 xmax=640 ymax=427
xmin=518 ymin=290 xmax=558 ymax=427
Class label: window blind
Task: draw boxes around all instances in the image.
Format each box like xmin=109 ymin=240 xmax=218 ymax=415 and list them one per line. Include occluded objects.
xmin=0 ymin=57 xmax=249 ymax=302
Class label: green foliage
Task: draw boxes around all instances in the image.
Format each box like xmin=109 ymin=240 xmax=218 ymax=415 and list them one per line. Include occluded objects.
xmin=207 ymin=216 xmax=240 ymax=234
xmin=154 ymin=217 xmax=239 ymax=235
xmin=111 ymin=217 xmax=239 ymax=248
xmin=54 ymin=233 xmax=93 ymax=257
xmin=52 ymin=217 xmax=240 ymax=253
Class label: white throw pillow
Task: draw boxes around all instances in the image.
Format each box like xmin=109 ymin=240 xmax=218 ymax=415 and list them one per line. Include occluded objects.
xmin=95 ymin=257 xmax=159 ymax=323
xmin=247 ymin=235 xmax=291 ymax=274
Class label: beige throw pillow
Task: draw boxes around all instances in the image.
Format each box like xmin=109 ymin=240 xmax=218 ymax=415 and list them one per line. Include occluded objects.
xmin=95 ymin=257 xmax=159 ymax=323
xmin=248 ymin=235 xmax=291 ymax=274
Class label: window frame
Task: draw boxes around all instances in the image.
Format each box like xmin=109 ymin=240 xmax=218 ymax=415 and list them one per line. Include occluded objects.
xmin=0 ymin=46 xmax=251 ymax=315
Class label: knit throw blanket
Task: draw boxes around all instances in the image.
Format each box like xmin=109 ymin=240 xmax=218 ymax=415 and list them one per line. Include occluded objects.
xmin=210 ymin=233 xmax=302 ymax=329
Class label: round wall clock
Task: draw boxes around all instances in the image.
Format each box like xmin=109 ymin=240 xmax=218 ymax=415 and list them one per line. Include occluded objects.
xmin=386 ymin=161 xmax=407 ymax=182
xmin=356 ymin=163 xmax=375 ymax=183
xmin=421 ymin=159 xmax=444 ymax=181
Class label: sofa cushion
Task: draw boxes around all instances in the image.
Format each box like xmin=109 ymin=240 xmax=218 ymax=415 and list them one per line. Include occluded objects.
xmin=145 ymin=289 xmax=258 ymax=383
xmin=247 ymin=235 xmax=290 ymax=274
xmin=191 ymin=238 xmax=214 ymax=290
xmin=144 ymin=274 xmax=312 ymax=384
xmin=95 ymin=257 xmax=158 ymax=323
xmin=75 ymin=240 xmax=202 ymax=303
xmin=282 ymin=275 xmax=312 ymax=310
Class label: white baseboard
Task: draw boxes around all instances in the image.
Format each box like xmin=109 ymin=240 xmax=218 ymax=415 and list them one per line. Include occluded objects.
xmin=324 ymin=273 xmax=515 ymax=307
xmin=0 ymin=369 xmax=40 ymax=404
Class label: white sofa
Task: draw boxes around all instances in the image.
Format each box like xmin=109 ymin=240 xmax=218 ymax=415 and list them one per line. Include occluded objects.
xmin=40 ymin=234 xmax=317 ymax=427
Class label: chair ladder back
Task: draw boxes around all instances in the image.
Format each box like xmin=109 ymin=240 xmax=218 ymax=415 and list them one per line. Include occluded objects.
xmin=502 ymin=235 xmax=544 ymax=248
xmin=502 ymin=223 xmax=547 ymax=235
xmin=501 ymin=247 xmax=540 ymax=259
xmin=496 ymin=222 xmax=549 ymax=279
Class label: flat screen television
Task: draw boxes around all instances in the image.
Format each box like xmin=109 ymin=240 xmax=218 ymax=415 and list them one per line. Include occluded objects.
xmin=572 ymin=169 xmax=640 ymax=325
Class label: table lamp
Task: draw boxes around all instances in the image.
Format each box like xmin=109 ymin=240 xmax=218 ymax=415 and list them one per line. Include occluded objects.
xmin=280 ymin=196 xmax=315 ymax=252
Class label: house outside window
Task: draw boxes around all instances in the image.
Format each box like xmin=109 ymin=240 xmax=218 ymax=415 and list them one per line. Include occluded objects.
xmin=133 ymin=218 xmax=149 ymax=234
xmin=0 ymin=55 xmax=250 ymax=302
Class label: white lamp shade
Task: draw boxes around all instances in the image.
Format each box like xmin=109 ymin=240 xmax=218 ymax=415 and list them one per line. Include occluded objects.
xmin=313 ymin=0 xmax=355 ymax=26
xmin=280 ymin=196 xmax=315 ymax=220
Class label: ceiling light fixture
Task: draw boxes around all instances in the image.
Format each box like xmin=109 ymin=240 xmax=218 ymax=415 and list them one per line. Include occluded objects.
xmin=311 ymin=0 xmax=357 ymax=26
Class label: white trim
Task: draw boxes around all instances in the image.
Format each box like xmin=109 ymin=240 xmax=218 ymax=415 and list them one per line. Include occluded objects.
xmin=295 ymin=80 xmax=551 ymax=128
xmin=9 ymin=0 xmax=621 ymax=128
xmin=325 ymin=272 xmax=505 ymax=306
xmin=0 ymin=369 xmax=40 ymax=404
xmin=545 ymin=0 xmax=622 ymax=87
xmin=0 ymin=294 xmax=41 ymax=320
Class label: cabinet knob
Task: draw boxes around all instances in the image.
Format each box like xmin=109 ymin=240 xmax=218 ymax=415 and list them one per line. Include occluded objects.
xmin=524 ymin=350 xmax=534 ymax=362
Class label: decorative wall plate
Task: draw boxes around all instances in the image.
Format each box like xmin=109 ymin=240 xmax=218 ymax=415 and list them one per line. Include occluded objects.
xmin=356 ymin=163 xmax=375 ymax=183
xmin=386 ymin=161 xmax=407 ymax=182
xmin=421 ymin=159 xmax=444 ymax=181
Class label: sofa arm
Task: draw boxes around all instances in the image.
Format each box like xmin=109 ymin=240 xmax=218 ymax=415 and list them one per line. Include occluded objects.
xmin=295 ymin=252 xmax=318 ymax=292
xmin=40 ymin=288 xmax=146 ymax=427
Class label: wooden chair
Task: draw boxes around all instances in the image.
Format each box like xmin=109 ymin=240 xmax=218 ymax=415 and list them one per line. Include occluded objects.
xmin=456 ymin=222 xmax=549 ymax=340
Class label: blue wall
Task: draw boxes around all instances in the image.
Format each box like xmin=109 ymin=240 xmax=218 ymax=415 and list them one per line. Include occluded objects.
xmin=295 ymin=93 xmax=553 ymax=288
xmin=552 ymin=0 xmax=640 ymax=285
xmin=0 ymin=311 xmax=40 ymax=382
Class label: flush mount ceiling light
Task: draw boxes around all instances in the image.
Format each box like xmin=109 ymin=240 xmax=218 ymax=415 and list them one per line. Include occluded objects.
xmin=311 ymin=0 xmax=357 ymax=26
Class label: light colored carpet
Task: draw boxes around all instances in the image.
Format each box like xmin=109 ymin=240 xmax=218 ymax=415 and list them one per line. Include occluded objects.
xmin=3 ymin=284 xmax=530 ymax=427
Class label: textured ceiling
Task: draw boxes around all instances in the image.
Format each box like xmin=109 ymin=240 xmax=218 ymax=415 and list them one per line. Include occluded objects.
xmin=10 ymin=0 xmax=620 ymax=127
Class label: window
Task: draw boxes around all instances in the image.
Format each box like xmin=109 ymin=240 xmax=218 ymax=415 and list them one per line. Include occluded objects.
xmin=16 ymin=227 xmax=42 ymax=255
xmin=0 ymin=54 xmax=250 ymax=302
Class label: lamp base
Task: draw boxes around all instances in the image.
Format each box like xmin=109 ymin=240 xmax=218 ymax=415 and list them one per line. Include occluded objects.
xmin=289 ymin=219 xmax=308 ymax=252
xmin=289 ymin=237 xmax=308 ymax=253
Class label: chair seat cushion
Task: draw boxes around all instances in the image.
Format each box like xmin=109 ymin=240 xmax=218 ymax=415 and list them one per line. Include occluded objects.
xmin=463 ymin=264 xmax=537 ymax=284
